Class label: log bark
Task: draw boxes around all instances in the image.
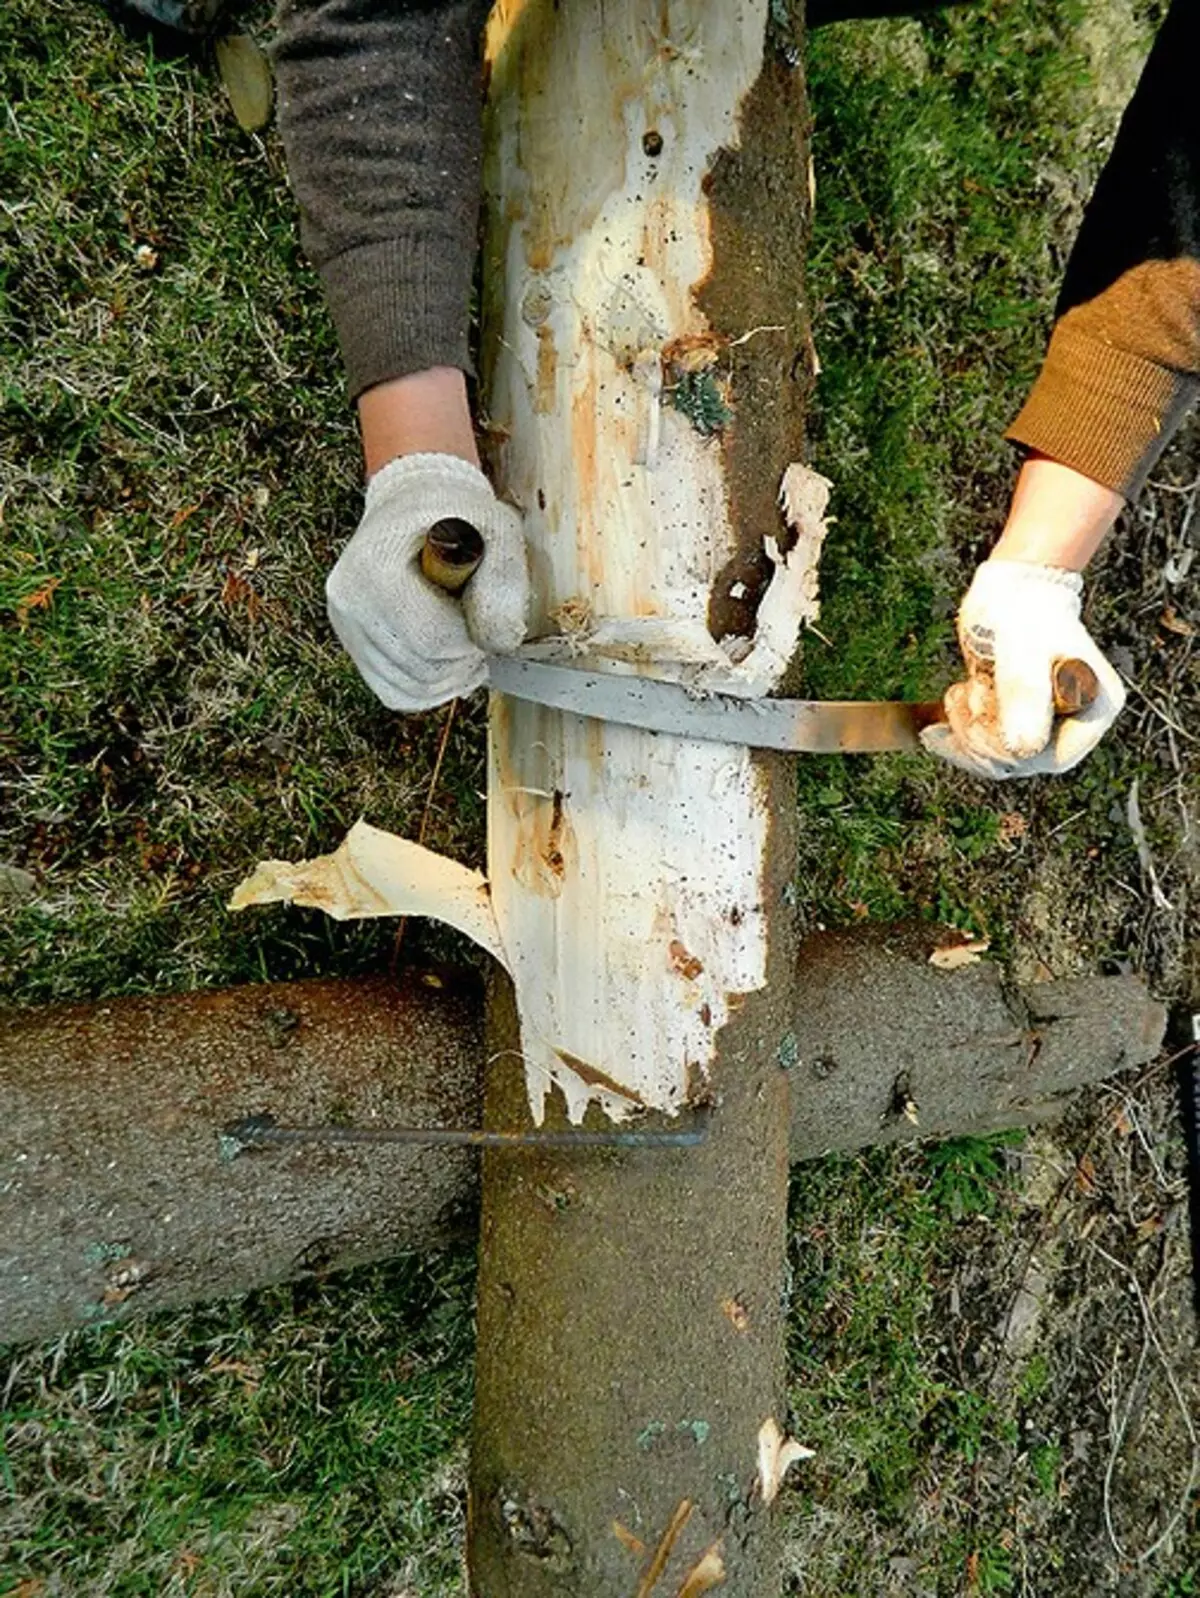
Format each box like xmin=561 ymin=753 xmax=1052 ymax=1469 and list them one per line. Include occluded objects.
xmin=469 ymin=2 xmax=813 ymax=1590
xmin=0 ymin=972 xmax=483 ymax=1347
xmin=1 ymin=944 xmax=1163 ymax=1347
xmin=786 ymin=924 xmax=1169 ymax=1157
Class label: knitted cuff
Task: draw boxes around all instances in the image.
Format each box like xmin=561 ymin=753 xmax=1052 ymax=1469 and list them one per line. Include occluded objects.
xmin=319 ymin=234 xmax=476 ymax=404
xmin=1007 ymin=324 xmax=1199 ymax=501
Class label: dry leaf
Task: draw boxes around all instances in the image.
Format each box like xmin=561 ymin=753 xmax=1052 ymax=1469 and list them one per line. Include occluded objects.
xmin=1134 ymin=1211 xmax=1165 ymax=1242
xmin=15 ymin=575 xmax=62 ymax=626
xmin=928 ymin=938 xmax=990 ymax=971
xmin=998 ymin=811 xmax=1027 ymax=844
xmin=220 ymin=570 xmax=262 ymax=620
xmin=757 ymin=1417 xmax=814 ymax=1506
xmin=215 ymin=33 xmax=273 ymax=132
xmin=677 ymin=1540 xmax=726 ymax=1596
xmin=1160 ymin=604 xmax=1195 ymax=637
xmin=0 ymin=864 xmax=37 ymax=902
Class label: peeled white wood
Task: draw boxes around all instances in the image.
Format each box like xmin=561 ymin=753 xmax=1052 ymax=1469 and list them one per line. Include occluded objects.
xmin=480 ymin=0 xmax=809 ymax=1126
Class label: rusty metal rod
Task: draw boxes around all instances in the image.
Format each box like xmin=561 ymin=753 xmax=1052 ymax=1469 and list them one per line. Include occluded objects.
xmin=220 ymin=1112 xmax=707 ymax=1157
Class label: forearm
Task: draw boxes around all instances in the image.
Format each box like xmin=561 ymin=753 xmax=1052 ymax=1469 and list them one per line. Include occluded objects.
xmin=359 ymin=367 xmax=479 ymax=478
xmin=990 ymin=455 xmax=1124 ymax=572
xmin=1007 ymin=0 xmax=1200 ymax=500
xmin=273 ymin=0 xmax=489 ymax=401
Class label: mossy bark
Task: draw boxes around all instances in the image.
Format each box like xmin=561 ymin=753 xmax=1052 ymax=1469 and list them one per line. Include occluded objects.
xmin=0 ymin=973 xmax=482 ymax=1347
xmin=2 ymin=946 xmax=1160 ymax=1348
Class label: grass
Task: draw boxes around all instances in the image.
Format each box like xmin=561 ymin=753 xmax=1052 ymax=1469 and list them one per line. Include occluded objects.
xmin=2 ymin=1256 xmax=475 ymax=1595
xmin=0 ymin=0 xmax=489 ymax=1006
xmin=2 ymin=0 xmax=1197 ymax=1594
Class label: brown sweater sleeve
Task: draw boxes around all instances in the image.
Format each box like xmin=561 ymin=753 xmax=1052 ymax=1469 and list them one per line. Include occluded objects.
xmin=1007 ymin=0 xmax=1200 ymax=500
xmin=273 ymin=0 xmax=489 ymax=402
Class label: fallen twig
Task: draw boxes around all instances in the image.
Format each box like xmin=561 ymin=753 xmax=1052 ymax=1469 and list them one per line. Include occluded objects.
xmin=1092 ymin=1241 xmax=1199 ymax=1567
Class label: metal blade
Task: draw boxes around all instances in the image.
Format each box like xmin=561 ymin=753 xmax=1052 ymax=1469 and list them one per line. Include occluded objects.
xmin=486 ymin=656 xmax=944 ymax=754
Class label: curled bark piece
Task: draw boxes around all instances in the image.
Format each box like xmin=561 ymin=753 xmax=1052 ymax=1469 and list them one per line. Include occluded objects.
xmin=512 ymin=462 xmax=831 ymax=699
xmin=230 ymin=819 xmax=506 ymax=968
xmin=756 ymin=1417 xmax=814 ymax=1507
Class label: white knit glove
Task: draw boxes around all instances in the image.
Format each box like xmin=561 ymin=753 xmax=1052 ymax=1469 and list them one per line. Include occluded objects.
xmin=920 ymin=560 xmax=1125 ymax=779
xmin=326 ymin=453 xmax=529 ymax=711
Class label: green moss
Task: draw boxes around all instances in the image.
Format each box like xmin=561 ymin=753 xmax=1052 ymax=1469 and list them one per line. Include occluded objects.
xmin=668 ymin=368 xmax=734 ymax=436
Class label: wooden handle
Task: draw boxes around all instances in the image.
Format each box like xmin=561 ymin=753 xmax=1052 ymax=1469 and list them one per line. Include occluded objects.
xmin=420 ymin=518 xmax=485 ymax=594
xmin=918 ymin=656 xmax=1101 ymax=731
xmin=1047 ymin=657 xmax=1100 ymax=716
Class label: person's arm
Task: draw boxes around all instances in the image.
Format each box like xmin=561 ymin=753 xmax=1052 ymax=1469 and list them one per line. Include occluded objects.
xmin=273 ymin=0 xmax=489 ymax=414
xmin=358 ymin=366 xmax=479 ymax=476
xmin=273 ymin=0 xmax=528 ymax=711
xmin=988 ymin=454 xmax=1124 ymax=572
xmin=1006 ymin=0 xmax=1200 ymax=500
xmin=925 ymin=0 xmax=1198 ymax=780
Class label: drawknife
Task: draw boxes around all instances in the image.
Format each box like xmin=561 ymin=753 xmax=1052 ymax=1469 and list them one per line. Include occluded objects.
xmin=421 ymin=521 xmax=1098 ymax=753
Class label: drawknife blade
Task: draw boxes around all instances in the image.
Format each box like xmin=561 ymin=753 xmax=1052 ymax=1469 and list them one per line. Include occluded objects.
xmin=486 ymin=656 xmax=944 ymax=754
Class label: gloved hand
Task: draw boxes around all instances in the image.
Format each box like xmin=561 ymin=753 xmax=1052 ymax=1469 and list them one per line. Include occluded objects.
xmin=326 ymin=452 xmax=529 ymax=711
xmin=920 ymin=559 xmax=1126 ymax=779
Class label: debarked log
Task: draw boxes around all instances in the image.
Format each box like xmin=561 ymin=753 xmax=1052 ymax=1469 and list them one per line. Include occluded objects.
xmin=0 ymin=941 xmax=1165 ymax=1348
xmin=467 ymin=0 xmax=815 ymax=1586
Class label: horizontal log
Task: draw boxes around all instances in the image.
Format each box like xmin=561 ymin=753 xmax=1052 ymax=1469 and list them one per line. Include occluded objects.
xmin=0 ymin=936 xmax=1165 ymax=1346
xmin=787 ymin=924 xmax=1167 ymax=1157
xmin=0 ymin=972 xmax=484 ymax=1347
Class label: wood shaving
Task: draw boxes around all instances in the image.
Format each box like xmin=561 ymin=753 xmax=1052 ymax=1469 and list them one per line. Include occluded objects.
xmin=229 ymin=819 xmax=508 ymax=968
xmin=928 ymin=938 xmax=990 ymax=970
xmin=778 ymin=462 xmax=832 ymax=627
xmin=757 ymin=1416 xmax=814 ymax=1506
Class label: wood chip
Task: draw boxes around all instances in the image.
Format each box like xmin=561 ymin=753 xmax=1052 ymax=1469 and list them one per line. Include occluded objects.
xmin=928 ymin=938 xmax=990 ymax=970
xmin=757 ymin=1416 xmax=814 ymax=1506
xmin=720 ymin=1296 xmax=750 ymax=1333
xmin=677 ymin=1540 xmax=726 ymax=1596
xmin=612 ymin=1521 xmax=647 ymax=1559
